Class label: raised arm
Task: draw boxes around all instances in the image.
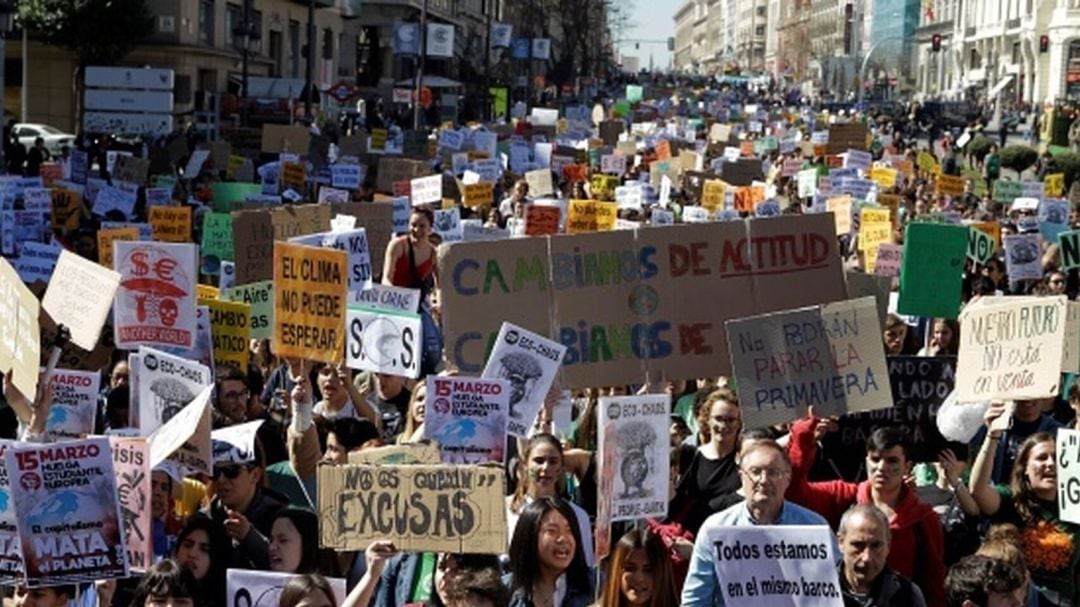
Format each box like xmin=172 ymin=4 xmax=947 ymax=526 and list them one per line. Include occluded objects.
xmin=968 ymin=403 xmax=1005 ymax=515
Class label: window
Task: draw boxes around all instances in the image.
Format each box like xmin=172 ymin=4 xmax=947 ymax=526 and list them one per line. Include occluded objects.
xmin=289 ymin=20 xmax=300 ymax=77
xmin=756 ymin=5 xmax=766 ymax=16
xmin=199 ymin=0 xmax=214 ymax=46
xmin=269 ymin=30 xmax=283 ymax=77
xmin=251 ymin=10 xmax=263 ymax=54
xmin=323 ymin=27 xmax=333 ymax=60
xmin=755 ymin=24 xmax=765 ymax=36
xmin=225 ymin=3 xmax=240 ymax=48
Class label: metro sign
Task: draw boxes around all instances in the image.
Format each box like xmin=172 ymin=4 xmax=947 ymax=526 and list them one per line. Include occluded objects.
xmin=327 ymin=80 xmax=357 ymax=103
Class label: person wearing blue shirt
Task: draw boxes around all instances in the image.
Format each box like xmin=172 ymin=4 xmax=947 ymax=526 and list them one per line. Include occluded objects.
xmin=681 ymin=439 xmax=838 ymax=606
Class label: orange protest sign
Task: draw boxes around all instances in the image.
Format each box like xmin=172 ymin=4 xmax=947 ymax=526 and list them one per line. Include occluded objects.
xmin=936 ymin=174 xmax=965 ymax=196
xmin=149 ymin=206 xmax=192 ymax=243
xmin=272 ymin=242 xmax=348 ymax=364
xmin=282 ymin=162 xmax=307 ymax=190
xmin=825 ymin=155 xmax=843 ymax=168
xmin=525 ymin=205 xmax=561 ymax=236
xmin=972 ymin=221 xmax=1001 ymax=248
xmin=562 ymin=164 xmax=588 ymax=183
xmin=97 ymin=227 xmax=139 ymax=269
xmin=197 ymin=284 xmax=220 ymax=300
xmin=733 ymin=187 xmax=754 ymax=213
xmin=566 ymin=200 xmax=617 ymax=234
xmin=655 ymin=140 xmax=671 ymax=161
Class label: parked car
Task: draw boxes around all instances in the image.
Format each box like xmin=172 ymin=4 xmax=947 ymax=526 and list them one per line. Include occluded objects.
xmin=13 ymin=123 xmax=75 ymax=154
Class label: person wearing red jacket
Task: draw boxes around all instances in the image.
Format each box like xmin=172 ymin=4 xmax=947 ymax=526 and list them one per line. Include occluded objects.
xmin=786 ymin=414 xmax=947 ymax=607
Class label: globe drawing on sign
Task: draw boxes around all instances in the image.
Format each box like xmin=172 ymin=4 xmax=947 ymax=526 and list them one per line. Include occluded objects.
xmin=616 ymin=420 xmax=658 ymax=499
xmin=397 ymin=25 xmax=416 ymax=44
xmin=361 ymin=316 xmax=403 ymax=367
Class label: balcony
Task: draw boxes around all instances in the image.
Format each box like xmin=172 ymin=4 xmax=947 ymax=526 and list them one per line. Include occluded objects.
xmin=1006 ymin=17 xmax=1021 ymax=29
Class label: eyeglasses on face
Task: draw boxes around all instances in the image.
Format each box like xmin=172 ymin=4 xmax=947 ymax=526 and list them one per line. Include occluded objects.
xmin=739 ymin=466 xmax=787 ymax=482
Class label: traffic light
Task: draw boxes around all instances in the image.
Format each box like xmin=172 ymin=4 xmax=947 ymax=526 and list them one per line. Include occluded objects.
xmin=931 ymin=34 xmax=941 ymax=52
xmin=1041 ymin=35 xmax=1050 ymax=53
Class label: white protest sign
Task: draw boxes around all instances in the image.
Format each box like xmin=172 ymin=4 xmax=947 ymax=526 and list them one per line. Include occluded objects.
xmin=350 ymin=284 xmax=421 ymax=313
xmin=147 ymin=385 xmax=213 ymax=475
xmin=956 ymin=296 xmax=1067 ymax=401
xmin=7 ymin=437 xmax=129 ymax=586
xmin=42 ymin=249 xmax=121 ymax=351
xmin=289 ymin=228 xmax=373 ymax=292
xmin=331 ymin=214 xmax=357 ymax=232
xmin=137 ymin=347 xmax=212 ymax=436
xmin=44 ymin=368 xmax=100 ymax=442
xmin=423 ymin=375 xmax=510 ymax=464
xmin=683 ymin=206 xmax=710 ymax=223
xmin=109 ymin=437 xmax=152 ymax=572
xmin=651 ymin=208 xmax=674 ymax=225
xmin=1003 ymin=233 xmax=1043 ymax=284
xmin=345 ymin=305 xmax=422 ymax=379
xmin=705 ymin=525 xmax=842 ymax=607
xmin=113 ymin=242 xmax=198 ymax=350
xmin=526 ymin=168 xmax=555 ymax=197
xmin=659 ymin=175 xmax=672 ymax=207
xmin=184 ymin=149 xmax=210 ymax=178
xmin=598 ymin=394 xmax=670 ymax=521
xmin=0 ymin=440 xmax=22 ymax=583
xmin=1059 ymin=429 xmax=1080 ymax=524
xmin=211 ymin=419 xmax=264 ymax=464
xmin=433 ymin=207 xmax=463 ymax=243
xmin=226 ymin=569 xmax=347 ymax=607
xmin=481 ymin=322 xmax=566 ymax=437
xmin=331 ymin=164 xmax=364 ymax=190
xmin=410 ymin=174 xmax=442 ymax=206
xmin=317 ymin=186 xmax=351 ymax=204
xmin=726 ymin=296 xmax=892 ymax=429
xmin=797 ymin=169 xmax=818 ymax=198
xmin=601 ymin=154 xmax=627 ymax=175
xmin=615 ymin=185 xmax=643 ymax=210
xmin=844 ymin=149 xmax=873 ymax=172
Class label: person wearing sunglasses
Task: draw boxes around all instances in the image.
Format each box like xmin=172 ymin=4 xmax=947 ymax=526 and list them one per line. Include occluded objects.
xmin=204 ymin=428 xmax=286 ymax=571
xmin=681 ymin=439 xmax=836 ymax=606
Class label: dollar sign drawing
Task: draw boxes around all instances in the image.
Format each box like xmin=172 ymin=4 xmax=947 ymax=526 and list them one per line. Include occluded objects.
xmin=130 ymin=251 xmax=149 ymax=276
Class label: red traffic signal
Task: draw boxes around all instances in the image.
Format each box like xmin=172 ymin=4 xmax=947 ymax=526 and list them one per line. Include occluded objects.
xmin=1041 ymin=35 xmax=1050 ymax=53
xmin=932 ymin=34 xmax=941 ymax=52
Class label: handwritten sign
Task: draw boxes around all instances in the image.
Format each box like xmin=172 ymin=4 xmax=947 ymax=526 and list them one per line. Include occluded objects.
xmin=273 ymin=242 xmax=347 ymax=364
xmin=525 ymin=205 xmax=561 ymax=236
xmin=410 ymin=175 xmax=442 ymax=206
xmin=317 ymin=464 xmax=507 ymax=553
xmin=202 ymin=299 xmax=251 ymax=370
xmin=462 ymin=182 xmax=495 ymax=208
xmin=42 ymin=249 xmax=121 ymax=352
xmin=223 ymin=281 xmax=273 ymax=340
xmin=566 ymin=200 xmax=617 ymax=233
xmin=289 ymin=228 xmax=373 ymax=293
xmin=726 ymin=296 xmax=892 ymax=429
xmin=936 ymin=174 xmax=965 ymax=196
xmin=1060 ymin=229 xmax=1080 ymax=271
xmin=149 ymin=206 xmax=192 ymax=243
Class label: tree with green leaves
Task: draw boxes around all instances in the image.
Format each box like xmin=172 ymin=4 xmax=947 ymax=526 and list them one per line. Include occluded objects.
xmin=18 ymin=0 xmax=155 ymax=130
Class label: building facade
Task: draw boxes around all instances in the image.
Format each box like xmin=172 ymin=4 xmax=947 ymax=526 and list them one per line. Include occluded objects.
xmin=673 ymin=0 xmax=695 ymax=72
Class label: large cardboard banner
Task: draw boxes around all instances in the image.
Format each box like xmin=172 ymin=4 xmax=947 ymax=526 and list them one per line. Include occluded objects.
xmin=108 ymin=437 xmax=152 ymax=572
xmin=44 ymin=369 xmax=100 ymax=442
xmin=481 ymin=322 xmax=566 ymax=437
xmin=726 ymin=297 xmax=892 ymax=429
xmin=137 ymin=347 xmax=213 ymax=436
xmin=289 ymin=228 xmax=373 ymax=293
xmin=441 ymin=216 xmax=846 ymax=388
xmin=347 ymin=442 xmax=441 ymax=466
xmin=423 ymin=376 xmax=509 ymax=464
xmin=317 ymin=464 xmax=507 ymax=553
xmin=226 ymin=569 xmax=347 ymax=607
xmin=598 ymin=394 xmax=670 ymax=521
xmin=956 ymin=296 xmax=1067 ymax=401
xmin=704 ymin=525 xmax=842 ymax=607
xmin=273 ymin=242 xmax=348 ymax=364
xmin=42 ymin=249 xmax=121 ymax=352
xmin=223 ymin=281 xmax=274 ymax=340
xmin=345 ymin=305 xmax=422 ymax=379
xmin=113 ymin=242 xmax=198 ymax=350
xmin=147 ymin=385 xmax=213 ymax=476
xmin=0 ymin=258 xmax=40 ymax=401
xmin=231 ymin=205 xmax=333 ymax=285
xmin=0 ymin=440 xmax=23 ymax=583
xmin=6 ymin=437 xmax=128 ymax=586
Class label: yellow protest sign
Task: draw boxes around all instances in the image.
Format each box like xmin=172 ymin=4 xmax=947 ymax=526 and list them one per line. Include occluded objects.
xmin=859 ymin=222 xmax=892 ymax=252
xmin=860 ymin=208 xmax=890 ymax=225
xmin=971 ymin=221 xmax=1001 ymax=248
xmin=566 ymin=200 xmax=617 ymax=234
xmin=869 ymin=167 xmax=898 ymax=189
xmin=935 ymin=174 xmax=965 ymax=197
xmin=282 ymin=162 xmax=307 ymax=190
xmin=701 ymin=180 xmax=727 ymax=212
xmin=916 ymin=151 xmax=939 ymax=175
xmin=462 ymin=182 xmax=495 ymax=208
xmin=227 ymin=155 xmax=246 ymax=179
xmin=51 ymin=189 xmax=82 ymax=231
xmin=1046 ymin=173 xmax=1065 ymax=198
xmin=371 ymin=128 xmax=388 ymax=151
xmin=826 ymin=195 xmax=853 ymax=235
xmin=197 ymin=285 xmax=220 ymax=300
xmin=200 ymin=298 xmax=251 ymax=369
xmin=97 ymin=227 xmax=139 ymax=269
xmin=149 ymin=206 xmax=192 ymax=243
xmin=590 ymin=174 xmax=620 ymax=201
xmin=273 ymin=242 xmax=348 ymax=364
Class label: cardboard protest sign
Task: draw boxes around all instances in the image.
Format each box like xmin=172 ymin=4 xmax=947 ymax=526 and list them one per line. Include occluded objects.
xmin=148 ymin=206 xmax=192 ymax=243
xmin=0 ymin=258 xmax=41 ymax=401
xmin=481 ymin=322 xmax=566 ymax=437
xmin=345 ymin=304 xmax=421 ymax=378
xmin=347 ymin=442 xmax=441 ymax=465
xmin=726 ymin=297 xmax=891 ymax=429
xmin=97 ymin=227 xmax=140 ymax=269
xmin=936 ymin=174 xmax=965 ymax=196
xmin=6 ymin=437 xmax=128 ymax=586
xmin=897 ymin=224 xmax=966 ymax=320
xmin=44 ymin=369 xmax=99 ymax=442
xmin=442 ymin=215 xmax=846 ymax=388
xmin=462 ymin=182 xmax=495 ymax=208
xmin=273 ymin=242 xmax=348 ymax=364
xmin=50 ymin=189 xmax=81 ymax=231
xmin=289 ymin=228 xmax=373 ymax=293
xmin=226 ymin=569 xmax=347 ymax=607
xmin=827 ymin=357 xmax=958 ymax=477
xmin=597 ymin=394 xmax=670 ymax=521
xmin=1059 ymin=429 xmax=1080 ymax=524
xmin=203 ymin=299 xmax=251 ymax=370
xmin=956 ymin=296 xmax=1066 ymax=401
xmin=113 ymin=242 xmax=198 ymax=350
xmin=147 ymin=385 xmax=213 ymax=476
xmin=423 ymin=376 xmax=509 ymax=464
xmin=42 ymin=249 xmax=121 ymax=352
xmin=108 ymin=437 xmax=152 ymax=572
xmin=566 ymin=200 xmax=617 ymax=233
xmin=826 ymin=197 xmax=852 ymax=235
xmin=0 ymin=440 xmax=23 ymax=583
xmin=137 ymin=347 xmax=213 ymax=435
xmin=704 ymin=525 xmax=842 ymax=607
xmin=231 ymin=206 xmax=333 ymax=284
xmin=261 ymin=124 xmax=310 ymax=155
xmin=317 ymin=463 xmax=507 ymax=553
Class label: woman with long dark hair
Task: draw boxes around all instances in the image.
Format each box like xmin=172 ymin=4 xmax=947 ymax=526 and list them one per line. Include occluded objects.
xmin=173 ymin=513 xmax=231 ymax=607
xmin=269 ymin=507 xmax=339 ymax=576
xmin=131 ymin=558 xmax=200 ymax=607
xmin=507 ymin=497 xmax=594 ymax=607
xmin=596 ymin=529 xmax=679 ymax=607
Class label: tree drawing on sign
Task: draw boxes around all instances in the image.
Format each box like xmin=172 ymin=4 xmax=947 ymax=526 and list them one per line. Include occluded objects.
xmin=494 ymin=352 xmax=543 ymax=419
xmin=617 ymin=420 xmax=657 ymax=499
xmin=149 ymin=378 xmax=196 ymax=424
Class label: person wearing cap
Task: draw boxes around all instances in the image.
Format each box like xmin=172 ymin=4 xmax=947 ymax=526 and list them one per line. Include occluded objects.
xmin=203 ymin=425 xmax=286 ymax=570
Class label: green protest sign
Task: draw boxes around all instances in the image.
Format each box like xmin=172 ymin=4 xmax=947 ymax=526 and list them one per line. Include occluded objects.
xmin=201 ymin=212 xmax=233 ymax=261
xmin=626 ymin=85 xmax=643 ymax=103
xmin=967 ymin=227 xmax=996 ymax=265
xmin=992 ymin=180 xmax=1022 ymax=204
xmin=1061 ymin=229 xmax=1080 ymax=271
xmin=223 ymin=280 xmax=274 ymax=340
xmin=211 ymin=182 xmax=262 ymax=212
xmin=898 ymin=223 xmax=967 ymax=319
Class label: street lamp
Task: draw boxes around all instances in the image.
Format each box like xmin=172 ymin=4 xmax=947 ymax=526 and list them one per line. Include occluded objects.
xmin=0 ymin=0 xmax=15 ymax=174
xmin=233 ymin=0 xmax=261 ymax=128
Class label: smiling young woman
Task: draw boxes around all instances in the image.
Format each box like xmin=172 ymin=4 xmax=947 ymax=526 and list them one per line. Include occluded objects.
xmin=507 ymin=497 xmax=594 ymax=607
xmin=595 ymin=529 xmax=679 ymax=607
